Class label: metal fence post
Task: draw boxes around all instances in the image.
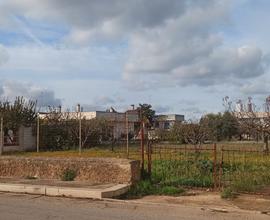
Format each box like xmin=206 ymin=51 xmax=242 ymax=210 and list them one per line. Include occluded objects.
xmin=126 ymin=112 xmax=129 ymax=158
xmin=0 ymin=117 xmax=3 ymax=155
xmin=36 ymin=114 xmax=40 ymax=153
xmin=147 ymin=140 xmax=152 ymax=176
xmin=77 ymin=104 xmax=82 ymax=155
xmin=219 ymin=146 xmax=224 ymax=190
xmin=141 ymin=121 xmax=145 ymax=174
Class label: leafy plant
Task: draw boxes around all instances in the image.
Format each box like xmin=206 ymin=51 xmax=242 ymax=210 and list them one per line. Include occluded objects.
xmin=61 ymin=168 xmax=77 ymax=181
xmin=221 ymin=187 xmax=237 ymax=199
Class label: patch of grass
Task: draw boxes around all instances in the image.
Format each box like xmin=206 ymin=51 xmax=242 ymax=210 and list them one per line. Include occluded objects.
xmin=126 ymin=179 xmax=185 ymax=198
xmin=158 ymin=186 xmax=185 ymax=195
xmin=221 ymin=187 xmax=237 ymax=199
xmin=151 ymin=159 xmax=214 ymax=188
xmin=61 ymin=168 xmax=77 ymax=181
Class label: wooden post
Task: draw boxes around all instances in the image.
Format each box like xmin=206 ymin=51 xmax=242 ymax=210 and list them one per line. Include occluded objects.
xmin=0 ymin=117 xmax=3 ymax=155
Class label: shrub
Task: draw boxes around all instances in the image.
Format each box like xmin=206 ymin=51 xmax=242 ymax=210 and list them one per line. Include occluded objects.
xmin=126 ymin=179 xmax=185 ymax=198
xmin=61 ymin=168 xmax=77 ymax=181
xmin=221 ymin=187 xmax=237 ymax=199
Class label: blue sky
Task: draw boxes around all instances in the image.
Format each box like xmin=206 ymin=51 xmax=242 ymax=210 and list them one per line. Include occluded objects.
xmin=0 ymin=0 xmax=269 ymax=118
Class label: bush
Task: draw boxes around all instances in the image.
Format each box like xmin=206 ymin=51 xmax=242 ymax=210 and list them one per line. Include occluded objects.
xmin=126 ymin=179 xmax=185 ymax=198
xmin=61 ymin=168 xmax=77 ymax=181
xmin=221 ymin=187 xmax=237 ymax=199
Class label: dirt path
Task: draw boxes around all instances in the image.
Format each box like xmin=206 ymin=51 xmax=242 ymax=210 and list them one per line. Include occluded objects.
xmin=131 ymin=190 xmax=270 ymax=214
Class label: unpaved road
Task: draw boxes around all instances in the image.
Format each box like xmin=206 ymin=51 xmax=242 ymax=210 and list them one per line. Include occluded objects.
xmin=0 ymin=193 xmax=269 ymax=220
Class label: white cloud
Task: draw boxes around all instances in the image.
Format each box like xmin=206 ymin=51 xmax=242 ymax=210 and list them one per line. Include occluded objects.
xmin=0 ymin=0 xmax=268 ymax=112
xmin=240 ymin=79 xmax=270 ymax=96
xmin=1 ymin=44 xmax=124 ymax=79
xmin=124 ymin=1 xmax=266 ymax=88
xmin=0 ymin=80 xmax=61 ymax=107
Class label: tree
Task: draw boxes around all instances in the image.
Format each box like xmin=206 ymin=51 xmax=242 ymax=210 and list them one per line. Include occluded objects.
xmin=70 ymin=118 xmax=110 ymax=148
xmin=0 ymin=96 xmax=37 ymax=130
xmin=40 ymin=108 xmax=112 ymax=150
xmin=177 ymin=120 xmax=210 ymax=149
xmin=137 ymin=103 xmax=155 ymax=128
xmin=201 ymin=112 xmax=239 ymax=141
xmin=221 ymin=111 xmax=239 ymax=140
xmin=235 ymin=110 xmax=270 ymax=153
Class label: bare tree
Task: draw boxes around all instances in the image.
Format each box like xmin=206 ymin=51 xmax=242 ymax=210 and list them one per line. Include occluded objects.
xmin=234 ymin=108 xmax=270 ymax=153
xmin=177 ymin=119 xmax=210 ymax=150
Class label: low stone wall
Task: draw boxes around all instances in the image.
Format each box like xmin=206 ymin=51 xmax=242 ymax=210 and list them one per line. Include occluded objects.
xmin=0 ymin=157 xmax=141 ymax=184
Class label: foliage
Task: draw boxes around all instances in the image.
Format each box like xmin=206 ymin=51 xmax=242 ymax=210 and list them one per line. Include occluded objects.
xmin=61 ymin=168 xmax=77 ymax=181
xmin=201 ymin=112 xmax=239 ymax=141
xmin=126 ymin=179 xmax=185 ymax=198
xmin=0 ymin=96 xmax=37 ymax=130
xmin=221 ymin=187 xmax=237 ymax=199
xmin=235 ymin=110 xmax=270 ymax=152
xmin=40 ymin=108 xmax=111 ymax=151
xmin=174 ymin=120 xmax=210 ymax=148
xmin=137 ymin=103 xmax=155 ymax=127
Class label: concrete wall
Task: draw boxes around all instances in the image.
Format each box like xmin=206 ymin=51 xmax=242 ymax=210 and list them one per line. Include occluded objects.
xmin=0 ymin=157 xmax=141 ymax=184
xmin=3 ymin=126 xmax=36 ymax=152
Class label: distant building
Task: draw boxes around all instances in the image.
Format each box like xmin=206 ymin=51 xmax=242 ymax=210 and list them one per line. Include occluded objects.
xmin=154 ymin=114 xmax=185 ymax=130
xmin=39 ymin=107 xmax=140 ymax=139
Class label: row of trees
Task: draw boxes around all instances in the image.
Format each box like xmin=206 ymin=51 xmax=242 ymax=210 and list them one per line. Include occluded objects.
xmin=39 ymin=108 xmax=111 ymax=150
xmin=1 ymin=97 xmax=269 ymax=152
xmin=155 ymin=111 xmax=240 ymax=144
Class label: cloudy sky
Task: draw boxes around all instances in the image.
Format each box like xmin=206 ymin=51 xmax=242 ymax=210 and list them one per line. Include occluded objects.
xmin=0 ymin=0 xmax=269 ymax=117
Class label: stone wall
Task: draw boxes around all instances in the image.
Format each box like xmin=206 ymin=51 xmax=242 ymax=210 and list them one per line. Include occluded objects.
xmin=0 ymin=157 xmax=141 ymax=184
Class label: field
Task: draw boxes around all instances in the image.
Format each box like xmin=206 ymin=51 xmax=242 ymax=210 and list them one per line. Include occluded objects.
xmin=4 ymin=141 xmax=270 ymax=198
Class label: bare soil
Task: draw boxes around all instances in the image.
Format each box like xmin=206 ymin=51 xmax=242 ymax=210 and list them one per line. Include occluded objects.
xmin=133 ymin=189 xmax=270 ymax=213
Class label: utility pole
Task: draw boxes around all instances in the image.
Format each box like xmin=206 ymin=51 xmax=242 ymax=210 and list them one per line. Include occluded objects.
xmin=126 ymin=111 xmax=129 ymax=158
xmin=36 ymin=113 xmax=40 ymax=153
xmin=77 ymin=104 xmax=82 ymax=155
xmin=0 ymin=117 xmax=3 ymax=155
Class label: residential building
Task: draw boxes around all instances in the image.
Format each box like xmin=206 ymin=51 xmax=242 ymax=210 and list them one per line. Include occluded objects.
xmin=39 ymin=107 xmax=140 ymax=139
xmin=154 ymin=114 xmax=185 ymax=130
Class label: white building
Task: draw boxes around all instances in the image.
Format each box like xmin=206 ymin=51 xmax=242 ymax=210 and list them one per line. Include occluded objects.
xmin=154 ymin=114 xmax=185 ymax=130
xmin=39 ymin=107 xmax=140 ymax=139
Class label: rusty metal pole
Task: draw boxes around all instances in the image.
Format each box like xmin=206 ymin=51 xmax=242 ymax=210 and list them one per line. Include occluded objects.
xmin=77 ymin=104 xmax=82 ymax=155
xmin=213 ymin=143 xmax=217 ymax=190
xmin=147 ymin=140 xmax=152 ymax=176
xmin=219 ymin=146 xmax=224 ymax=190
xmin=36 ymin=114 xmax=40 ymax=153
xmin=140 ymin=110 xmax=145 ymax=174
xmin=0 ymin=117 xmax=3 ymax=155
xmin=126 ymin=112 xmax=129 ymax=158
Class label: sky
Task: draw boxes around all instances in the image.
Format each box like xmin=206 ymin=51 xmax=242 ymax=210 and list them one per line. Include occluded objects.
xmin=0 ymin=0 xmax=270 ymax=118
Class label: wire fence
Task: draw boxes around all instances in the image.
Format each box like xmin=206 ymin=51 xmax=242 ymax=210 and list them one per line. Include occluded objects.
xmin=148 ymin=142 xmax=270 ymax=191
xmin=1 ymin=114 xmax=270 ymax=192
